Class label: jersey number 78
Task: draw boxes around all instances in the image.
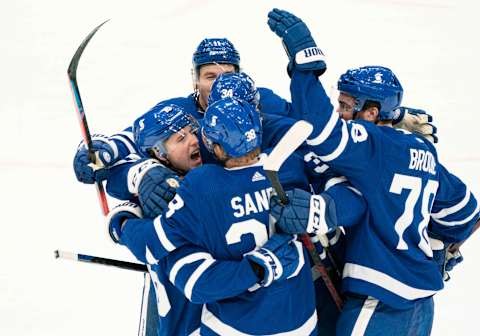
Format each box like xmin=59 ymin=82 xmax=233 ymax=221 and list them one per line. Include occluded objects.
xmin=389 ymin=173 xmax=439 ymax=257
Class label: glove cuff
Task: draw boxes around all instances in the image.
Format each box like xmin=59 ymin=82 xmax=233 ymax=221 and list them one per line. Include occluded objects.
xmin=246 ymin=248 xmax=283 ymax=287
xmin=127 ymin=159 xmax=165 ymax=194
xmin=307 ymin=195 xmax=329 ymax=234
xmin=106 ymin=201 xmax=143 ymax=243
xmin=295 ymin=47 xmax=325 ymax=65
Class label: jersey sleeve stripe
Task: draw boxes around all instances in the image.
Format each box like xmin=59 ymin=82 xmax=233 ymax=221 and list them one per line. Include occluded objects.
xmin=431 ymin=203 xmax=480 ymax=226
xmin=153 ymin=216 xmax=176 ymax=252
xmin=324 ymin=176 xmax=348 ymax=190
xmin=306 ymin=111 xmax=339 ymax=146
xmin=185 ymin=259 xmax=216 ymax=301
xmin=110 ymin=133 xmax=137 ymax=154
xmin=286 ymin=241 xmax=305 ymax=279
xmin=201 ymin=306 xmax=318 ymax=336
xmin=147 ymin=267 xmax=171 ymax=317
xmin=351 ymin=297 xmax=379 ymax=336
xmin=145 ymin=247 xmax=158 ymax=264
xmin=328 ymin=228 xmax=343 ymax=245
xmin=343 ymin=263 xmax=437 ymax=300
xmin=118 ymin=130 xmax=135 ymax=141
xmin=317 ymin=120 xmax=349 ymax=162
xmin=431 ymin=189 xmax=472 ymax=219
xmin=169 ymin=252 xmax=213 ymax=284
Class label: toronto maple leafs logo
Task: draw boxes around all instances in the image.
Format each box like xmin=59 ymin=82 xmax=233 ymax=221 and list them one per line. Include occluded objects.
xmin=373 ymin=72 xmax=383 ymax=84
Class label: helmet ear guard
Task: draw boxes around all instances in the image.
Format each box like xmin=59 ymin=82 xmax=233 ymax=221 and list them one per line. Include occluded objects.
xmin=338 ymin=66 xmax=403 ymax=120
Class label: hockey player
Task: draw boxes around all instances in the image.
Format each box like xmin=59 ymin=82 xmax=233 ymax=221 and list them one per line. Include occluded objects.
xmin=71 ymin=37 xmax=437 ymax=335
xmin=73 ymin=37 xmax=437 ymax=203
xmin=108 ymin=97 xmax=320 ymax=335
xmin=266 ymin=8 xmax=479 ymax=335
xmin=117 ymin=100 xmax=357 ymax=335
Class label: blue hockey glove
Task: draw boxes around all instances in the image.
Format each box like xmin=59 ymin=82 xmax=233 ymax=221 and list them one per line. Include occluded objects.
xmin=106 ymin=201 xmax=143 ymax=243
xmin=267 ymin=8 xmax=326 ymax=76
xmin=271 ymin=188 xmax=334 ymax=235
xmin=246 ymin=233 xmax=304 ymax=287
xmin=73 ymin=134 xmax=120 ymax=184
xmin=430 ymin=237 xmax=463 ymax=281
xmin=445 ymin=248 xmax=463 ymax=272
xmin=127 ymin=159 xmax=180 ymax=218
xmin=392 ymin=106 xmax=438 ymax=143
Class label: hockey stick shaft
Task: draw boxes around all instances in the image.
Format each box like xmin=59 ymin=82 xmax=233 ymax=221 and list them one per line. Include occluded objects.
xmin=68 ymin=20 xmax=110 ymax=216
xmin=263 ymin=121 xmax=343 ymax=309
xmin=299 ymin=235 xmax=343 ymax=310
xmin=55 ymin=249 xmax=148 ymax=272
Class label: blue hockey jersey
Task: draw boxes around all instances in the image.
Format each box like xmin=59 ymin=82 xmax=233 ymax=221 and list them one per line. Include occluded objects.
xmin=146 ymin=263 xmax=202 ymax=336
xmin=121 ymin=153 xmax=318 ymax=335
xmin=289 ymin=69 xmax=479 ymax=308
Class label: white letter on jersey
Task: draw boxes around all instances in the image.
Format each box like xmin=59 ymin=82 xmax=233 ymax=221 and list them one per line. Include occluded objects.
xmin=231 ymin=196 xmax=245 ymax=218
xmin=351 ymin=123 xmax=368 ymax=143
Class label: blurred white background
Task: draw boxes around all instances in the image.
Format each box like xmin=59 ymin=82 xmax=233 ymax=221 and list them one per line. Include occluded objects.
xmin=1 ymin=0 xmax=479 ymax=334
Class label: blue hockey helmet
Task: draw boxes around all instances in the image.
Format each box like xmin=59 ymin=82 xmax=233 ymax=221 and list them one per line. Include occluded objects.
xmin=202 ymin=97 xmax=262 ymax=158
xmin=208 ymin=72 xmax=260 ymax=108
xmin=192 ymin=38 xmax=240 ymax=75
xmin=133 ymin=103 xmax=199 ymax=158
xmin=337 ymin=66 xmax=403 ymax=120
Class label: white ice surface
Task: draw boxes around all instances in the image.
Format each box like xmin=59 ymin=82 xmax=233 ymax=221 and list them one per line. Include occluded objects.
xmin=1 ymin=0 xmax=479 ymax=335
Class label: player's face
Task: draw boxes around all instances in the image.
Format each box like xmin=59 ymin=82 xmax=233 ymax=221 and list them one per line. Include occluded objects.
xmin=196 ymin=63 xmax=236 ymax=111
xmin=164 ymin=125 xmax=202 ymax=173
xmin=336 ymin=92 xmax=356 ymax=120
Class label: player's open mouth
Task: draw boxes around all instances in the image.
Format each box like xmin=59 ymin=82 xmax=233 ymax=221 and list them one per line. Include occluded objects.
xmin=190 ymin=148 xmax=201 ymax=161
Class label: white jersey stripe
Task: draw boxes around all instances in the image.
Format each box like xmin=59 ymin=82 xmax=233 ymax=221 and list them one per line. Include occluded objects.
xmin=324 ymin=176 xmax=347 ymax=190
xmin=431 ymin=203 xmax=480 ymax=226
xmin=169 ymin=252 xmax=212 ymax=284
xmin=431 ymin=189 xmax=471 ymax=219
xmin=343 ymin=263 xmax=437 ymax=300
xmin=318 ymin=120 xmax=349 ymax=162
xmin=118 ymin=130 xmax=135 ymax=141
xmin=110 ymin=134 xmax=136 ymax=154
xmin=306 ymin=111 xmax=339 ymax=146
xmin=185 ymin=259 xmax=216 ymax=301
xmin=287 ymin=241 xmax=305 ymax=279
xmin=351 ymin=296 xmax=378 ymax=336
xmin=201 ymin=306 xmax=317 ymax=336
xmin=153 ymin=216 xmax=176 ymax=252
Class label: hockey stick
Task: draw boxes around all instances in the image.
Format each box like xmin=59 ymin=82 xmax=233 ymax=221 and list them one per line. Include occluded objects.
xmin=263 ymin=120 xmax=313 ymax=203
xmin=68 ymin=20 xmax=110 ymax=216
xmin=263 ymin=120 xmax=344 ymax=310
xmin=55 ymin=249 xmax=147 ymax=272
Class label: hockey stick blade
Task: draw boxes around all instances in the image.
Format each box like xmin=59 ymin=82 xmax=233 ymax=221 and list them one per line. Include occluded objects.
xmin=263 ymin=120 xmax=313 ymax=203
xmin=68 ymin=19 xmax=109 ymax=80
xmin=55 ymin=249 xmax=147 ymax=273
xmin=67 ymin=20 xmax=110 ymax=215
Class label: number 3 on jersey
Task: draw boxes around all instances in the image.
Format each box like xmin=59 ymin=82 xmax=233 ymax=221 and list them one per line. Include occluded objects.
xmin=389 ymin=173 xmax=439 ymax=257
